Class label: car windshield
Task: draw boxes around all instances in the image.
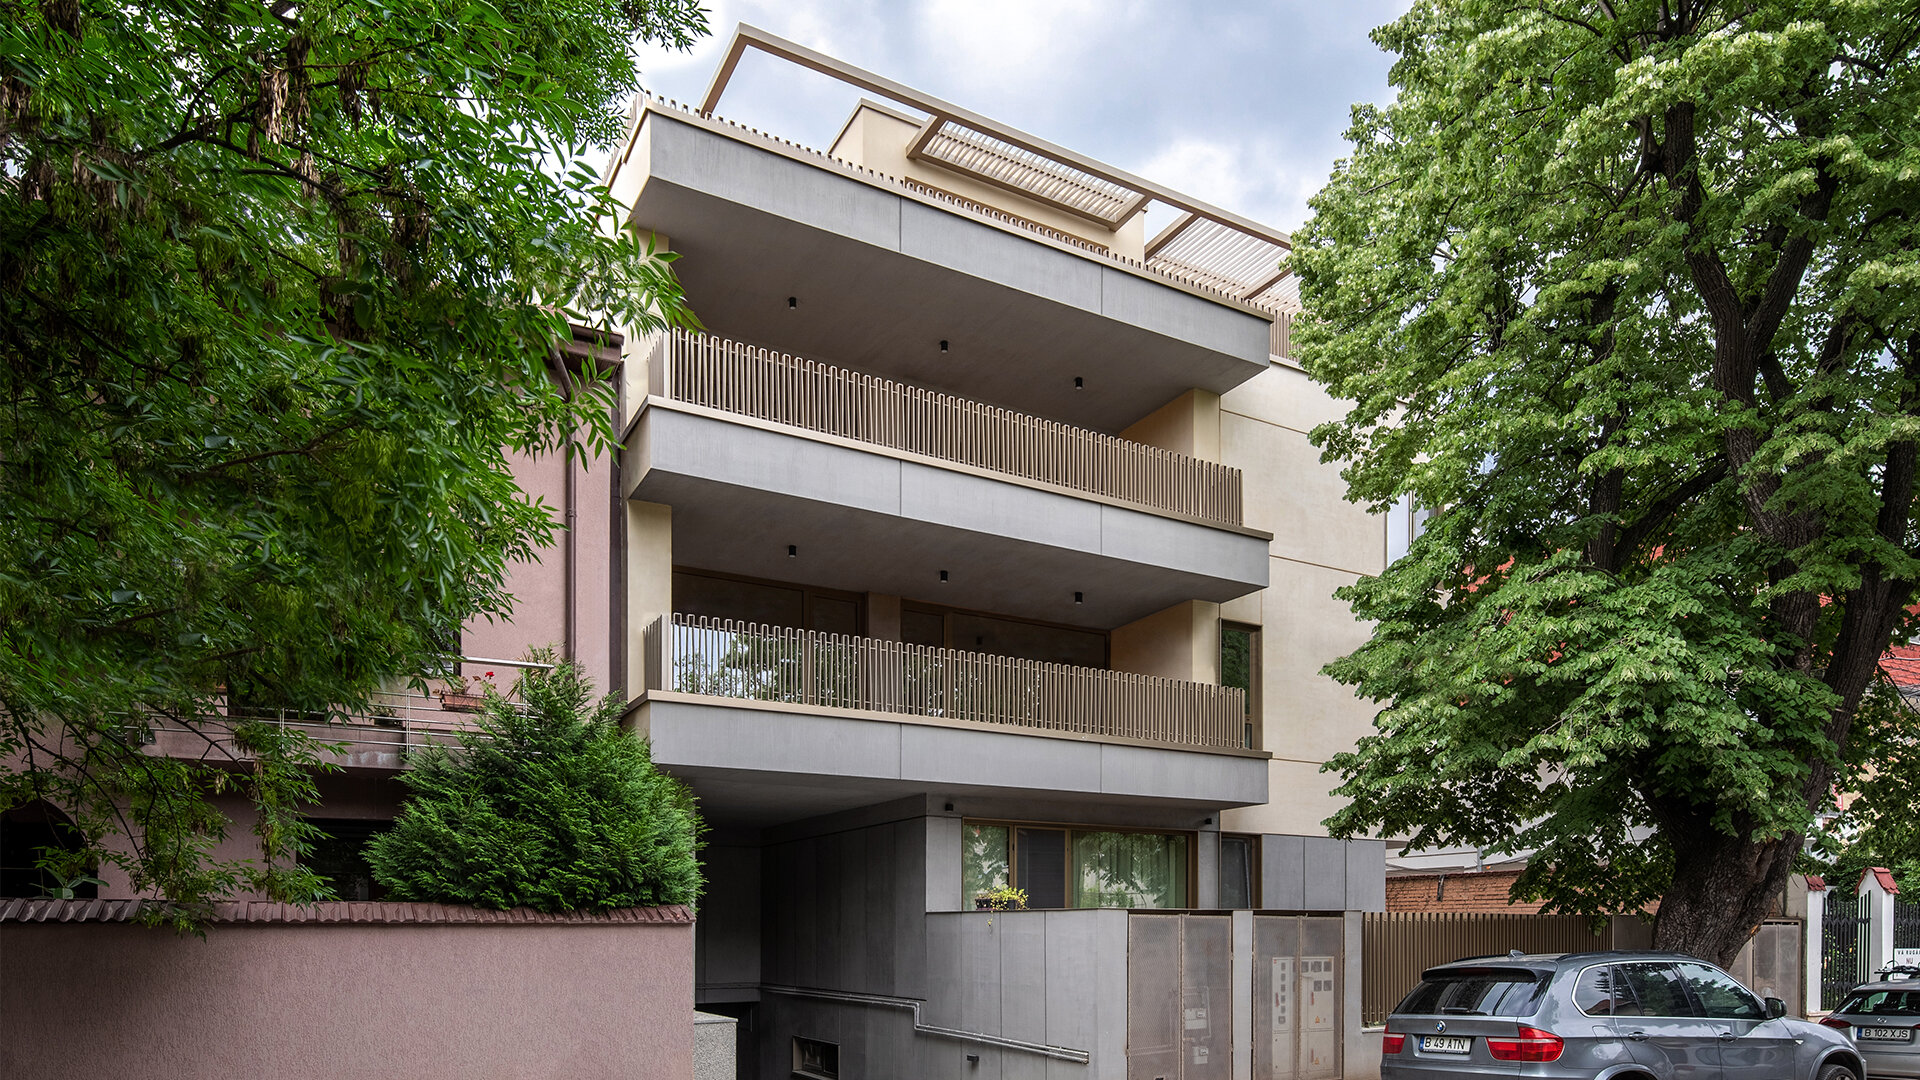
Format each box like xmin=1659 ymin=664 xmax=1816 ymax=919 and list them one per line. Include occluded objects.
xmin=1397 ymin=969 xmax=1545 ymax=1017
xmin=1838 ymin=989 xmax=1920 ymax=1017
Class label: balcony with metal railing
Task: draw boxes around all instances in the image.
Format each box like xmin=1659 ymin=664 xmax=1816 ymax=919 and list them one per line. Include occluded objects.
xmin=644 ymin=329 xmax=1243 ymax=526
xmin=633 ymin=614 xmax=1267 ymax=827
xmin=625 ymin=333 xmax=1270 ymax=631
xmin=139 ymin=659 xmax=552 ymax=771
xmin=645 ymin=614 xmax=1248 ymax=749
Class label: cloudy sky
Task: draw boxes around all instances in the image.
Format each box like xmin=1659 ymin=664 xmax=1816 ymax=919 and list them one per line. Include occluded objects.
xmin=632 ymin=1 xmax=1413 ymax=235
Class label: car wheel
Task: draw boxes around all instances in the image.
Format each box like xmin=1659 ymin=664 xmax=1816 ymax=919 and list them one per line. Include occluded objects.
xmin=1818 ymin=1063 xmax=1859 ymax=1080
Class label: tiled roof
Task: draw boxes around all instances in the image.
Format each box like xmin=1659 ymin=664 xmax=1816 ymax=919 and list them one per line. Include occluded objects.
xmin=1883 ymin=645 xmax=1920 ymax=688
xmin=1806 ymin=875 xmax=1827 ymax=891
xmin=0 ymin=899 xmax=693 ymax=925
xmin=1862 ymin=867 xmax=1901 ymax=895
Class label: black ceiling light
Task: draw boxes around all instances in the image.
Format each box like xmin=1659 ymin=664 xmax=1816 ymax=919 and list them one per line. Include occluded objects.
xmin=940 ymin=339 xmax=949 ymax=353
xmin=1074 ymin=591 xmax=1084 ymax=604
xmin=787 ymin=296 xmax=798 ymax=308
xmin=939 ymin=570 xmax=949 ymax=583
xmin=788 ymin=544 xmax=797 ymax=558
xmin=1074 ymin=376 xmax=1084 ymax=389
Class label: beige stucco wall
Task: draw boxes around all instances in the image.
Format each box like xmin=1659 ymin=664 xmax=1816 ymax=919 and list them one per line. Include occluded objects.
xmin=0 ymin=910 xmax=693 ymax=1080
xmin=1218 ymin=359 xmax=1384 ymax=837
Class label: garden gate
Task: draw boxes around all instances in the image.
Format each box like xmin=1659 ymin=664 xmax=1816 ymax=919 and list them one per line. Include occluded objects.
xmin=1822 ymin=890 xmax=1872 ymax=1010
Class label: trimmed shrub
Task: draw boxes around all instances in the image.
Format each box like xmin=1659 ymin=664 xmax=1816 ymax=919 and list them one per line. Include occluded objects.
xmin=366 ymin=655 xmax=701 ymax=911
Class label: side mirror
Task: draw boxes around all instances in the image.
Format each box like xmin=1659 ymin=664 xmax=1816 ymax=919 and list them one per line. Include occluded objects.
xmin=1765 ymin=997 xmax=1788 ymax=1020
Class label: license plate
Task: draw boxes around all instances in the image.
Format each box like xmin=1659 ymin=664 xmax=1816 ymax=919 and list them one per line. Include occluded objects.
xmin=1858 ymin=1027 xmax=1914 ymax=1042
xmin=1420 ymin=1035 xmax=1472 ymax=1054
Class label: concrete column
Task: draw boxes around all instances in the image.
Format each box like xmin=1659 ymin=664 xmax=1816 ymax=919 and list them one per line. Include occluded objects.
xmin=1119 ymin=388 xmax=1224 ymax=464
xmin=1806 ymin=883 xmax=1826 ymax=1012
xmin=624 ymin=500 xmax=672 ymax=701
xmin=1110 ymin=599 xmax=1223 ymax=683
xmin=616 ymin=232 xmax=669 ymax=433
xmin=1196 ymin=828 xmax=1220 ymax=908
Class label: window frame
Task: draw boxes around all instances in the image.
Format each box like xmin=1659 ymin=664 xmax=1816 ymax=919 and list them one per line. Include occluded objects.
xmin=961 ymin=816 xmax=1196 ymax=911
xmin=1218 ymin=832 xmax=1261 ymax=909
xmin=1220 ymin=621 xmax=1261 ymax=749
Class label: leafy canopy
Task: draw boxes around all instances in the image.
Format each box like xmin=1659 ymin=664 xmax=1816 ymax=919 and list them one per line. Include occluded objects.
xmin=0 ymin=0 xmax=704 ymax=916
xmin=366 ymin=655 xmax=703 ymax=912
xmin=1294 ymin=0 xmax=1920 ymax=963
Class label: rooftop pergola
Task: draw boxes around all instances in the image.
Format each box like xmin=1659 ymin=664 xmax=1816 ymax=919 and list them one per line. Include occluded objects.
xmin=698 ymin=25 xmax=1296 ymax=312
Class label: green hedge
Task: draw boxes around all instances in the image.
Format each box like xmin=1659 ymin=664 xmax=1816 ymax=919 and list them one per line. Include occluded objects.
xmin=367 ymin=655 xmax=701 ymax=911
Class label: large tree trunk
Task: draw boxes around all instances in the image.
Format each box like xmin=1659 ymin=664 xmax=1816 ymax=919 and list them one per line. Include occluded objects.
xmin=1651 ymin=821 xmax=1801 ymax=969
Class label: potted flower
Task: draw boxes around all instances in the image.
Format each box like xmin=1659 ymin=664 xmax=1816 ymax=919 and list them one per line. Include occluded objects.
xmin=437 ymin=673 xmax=486 ymax=712
xmin=973 ymin=885 xmax=1028 ymax=912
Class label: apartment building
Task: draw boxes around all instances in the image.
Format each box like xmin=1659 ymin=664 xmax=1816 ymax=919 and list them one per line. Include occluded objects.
xmin=1 ymin=24 xmax=1393 ymax=1080
xmin=593 ymin=27 xmax=1388 ymax=1080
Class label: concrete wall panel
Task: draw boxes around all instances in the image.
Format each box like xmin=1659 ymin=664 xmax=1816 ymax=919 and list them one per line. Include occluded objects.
xmin=901 ymin=725 xmax=1103 ymax=793
xmin=1100 ymin=265 xmax=1271 ymax=365
xmin=650 ymin=113 xmax=902 ymax=249
xmin=899 ymin=200 xmax=1102 ymax=312
xmin=1303 ymin=836 xmax=1351 ymax=912
xmin=899 ymin=460 xmax=1104 ymax=552
xmin=1263 ymin=833 xmax=1307 ymax=910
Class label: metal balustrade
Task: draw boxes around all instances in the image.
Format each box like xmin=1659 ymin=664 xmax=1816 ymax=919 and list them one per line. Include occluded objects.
xmin=644 ymin=614 xmax=1249 ymax=749
xmin=645 ymin=329 xmax=1245 ymax=526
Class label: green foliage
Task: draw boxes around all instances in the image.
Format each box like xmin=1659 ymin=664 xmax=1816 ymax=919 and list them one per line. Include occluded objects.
xmin=366 ymin=654 xmax=702 ymax=912
xmin=0 ymin=1 xmax=705 ymax=914
xmin=1805 ymin=678 xmax=1920 ymax=893
xmin=1294 ymin=0 xmax=1920 ymax=963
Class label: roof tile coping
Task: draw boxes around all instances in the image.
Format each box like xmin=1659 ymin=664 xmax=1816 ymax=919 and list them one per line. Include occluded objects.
xmin=1863 ymin=867 xmax=1901 ymax=895
xmin=0 ymin=898 xmax=693 ymax=925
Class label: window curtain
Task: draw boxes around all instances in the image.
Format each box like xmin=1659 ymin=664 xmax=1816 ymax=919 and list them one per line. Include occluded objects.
xmin=1071 ymin=831 xmax=1188 ymax=908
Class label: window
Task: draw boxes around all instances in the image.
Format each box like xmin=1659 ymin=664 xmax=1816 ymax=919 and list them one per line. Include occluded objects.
xmin=792 ymin=1036 xmax=838 ymax=1079
xmin=304 ymin=818 xmax=392 ymax=901
xmin=904 ymin=602 xmax=1108 ymax=667
xmin=0 ymin=801 xmax=94 ymax=899
xmin=1221 ymin=623 xmax=1259 ymax=748
xmin=1614 ymin=962 xmax=1695 ymax=1018
xmin=1395 ymin=970 xmax=1546 ymax=1017
xmin=1386 ymin=495 xmax=1433 ymax=565
xmin=1219 ymin=834 xmax=1257 ymax=909
xmin=961 ymin=821 xmax=1190 ymax=909
xmin=1575 ymin=965 xmax=1628 ymax=1016
xmin=673 ymin=569 xmax=863 ymax=636
xmin=1677 ymin=962 xmax=1764 ymax=1021
xmin=1837 ymin=989 xmax=1920 ymax=1017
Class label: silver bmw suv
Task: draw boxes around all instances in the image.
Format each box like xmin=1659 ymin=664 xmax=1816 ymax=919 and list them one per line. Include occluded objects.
xmin=1381 ymin=951 xmax=1862 ymax=1080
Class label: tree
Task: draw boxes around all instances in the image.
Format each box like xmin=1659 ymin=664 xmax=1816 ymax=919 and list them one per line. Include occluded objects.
xmin=365 ymin=654 xmax=702 ymax=912
xmin=1806 ymin=676 xmax=1920 ymax=893
xmin=1294 ymin=0 xmax=1920 ymax=966
xmin=0 ymin=0 xmax=704 ymax=919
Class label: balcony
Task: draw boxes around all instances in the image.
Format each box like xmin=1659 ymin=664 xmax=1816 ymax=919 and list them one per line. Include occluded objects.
xmin=632 ymin=615 xmax=1269 ymax=828
xmin=626 ymin=334 xmax=1270 ymax=629
xmin=646 ymin=329 xmax=1243 ymax=525
xmin=607 ymin=103 xmax=1276 ymax=433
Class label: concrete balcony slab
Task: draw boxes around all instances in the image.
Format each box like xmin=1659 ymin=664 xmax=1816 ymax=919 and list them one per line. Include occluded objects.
xmin=625 ymin=403 xmax=1270 ymax=629
xmin=613 ymin=107 xmax=1274 ymax=434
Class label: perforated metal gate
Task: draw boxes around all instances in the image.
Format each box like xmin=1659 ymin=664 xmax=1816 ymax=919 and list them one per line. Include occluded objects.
xmin=1127 ymin=915 xmax=1233 ymax=1080
xmin=1127 ymin=914 xmax=1345 ymax=1080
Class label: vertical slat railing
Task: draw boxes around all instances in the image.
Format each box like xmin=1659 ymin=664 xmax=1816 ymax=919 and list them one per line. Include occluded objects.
xmin=655 ymin=329 xmax=1244 ymax=526
xmin=659 ymin=614 xmax=1244 ymax=748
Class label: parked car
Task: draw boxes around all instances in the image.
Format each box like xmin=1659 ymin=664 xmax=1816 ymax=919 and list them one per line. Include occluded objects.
xmin=1821 ymin=968 xmax=1920 ymax=1079
xmin=1381 ymin=950 xmax=1862 ymax=1080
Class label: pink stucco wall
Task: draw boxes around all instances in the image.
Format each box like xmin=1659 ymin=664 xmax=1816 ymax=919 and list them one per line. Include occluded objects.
xmin=1 ymin=901 xmax=693 ymax=1080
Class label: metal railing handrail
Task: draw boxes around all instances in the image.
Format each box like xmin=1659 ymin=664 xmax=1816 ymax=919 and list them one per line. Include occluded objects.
xmin=646 ymin=329 xmax=1245 ymax=526
xmin=645 ymin=613 xmax=1248 ymax=750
